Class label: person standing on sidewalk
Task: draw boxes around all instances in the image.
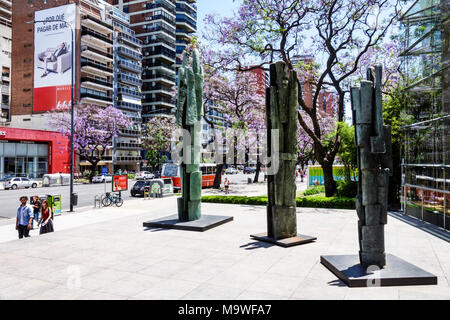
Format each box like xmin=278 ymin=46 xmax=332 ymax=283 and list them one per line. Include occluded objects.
xmin=38 ymin=200 xmax=54 ymax=235
xmin=224 ymin=178 xmax=230 ymax=195
xmin=16 ymin=196 xmax=33 ymax=239
xmin=30 ymin=195 xmax=41 ymax=230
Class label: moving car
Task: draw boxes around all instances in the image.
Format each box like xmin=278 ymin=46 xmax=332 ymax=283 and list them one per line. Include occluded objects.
xmin=225 ymin=167 xmax=238 ymax=175
xmin=244 ymin=167 xmax=256 ymax=174
xmin=4 ymin=177 xmax=38 ymax=190
xmin=130 ymin=180 xmax=152 ymax=197
xmin=135 ymin=171 xmax=155 ymax=180
xmin=92 ymin=174 xmax=113 ymax=183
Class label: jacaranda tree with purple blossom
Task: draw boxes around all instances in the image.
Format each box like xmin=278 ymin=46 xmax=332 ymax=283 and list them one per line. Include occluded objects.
xmin=204 ymin=0 xmax=404 ymax=196
xmin=49 ymin=105 xmax=131 ymax=180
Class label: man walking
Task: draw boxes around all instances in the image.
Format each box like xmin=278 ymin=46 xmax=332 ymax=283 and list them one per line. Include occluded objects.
xmin=16 ymin=196 xmax=33 ymax=239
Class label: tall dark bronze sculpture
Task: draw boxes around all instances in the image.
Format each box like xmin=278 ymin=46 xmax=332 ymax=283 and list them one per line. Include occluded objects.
xmin=353 ymin=65 xmax=393 ymax=268
xmin=320 ymin=65 xmax=437 ymax=287
xmin=143 ymin=49 xmax=233 ymax=232
xmin=251 ymin=61 xmax=316 ymax=247
xmin=175 ymin=49 xmax=203 ymax=222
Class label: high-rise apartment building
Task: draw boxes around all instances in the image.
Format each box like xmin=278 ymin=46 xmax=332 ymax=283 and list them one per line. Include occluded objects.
xmin=0 ymin=0 xmax=11 ymax=123
xmin=111 ymin=7 xmax=143 ymax=171
xmin=8 ymin=0 xmax=142 ymax=176
xmin=110 ymin=0 xmax=197 ymax=121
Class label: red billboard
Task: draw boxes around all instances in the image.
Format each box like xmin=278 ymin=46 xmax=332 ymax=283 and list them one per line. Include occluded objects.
xmin=113 ymin=175 xmax=128 ymax=192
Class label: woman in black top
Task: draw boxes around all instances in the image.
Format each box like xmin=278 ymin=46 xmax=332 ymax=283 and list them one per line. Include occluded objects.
xmin=30 ymin=195 xmax=41 ymax=230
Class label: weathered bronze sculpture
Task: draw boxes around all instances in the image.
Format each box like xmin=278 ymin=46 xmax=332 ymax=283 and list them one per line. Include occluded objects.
xmin=176 ymin=49 xmax=204 ymax=222
xmin=351 ymin=65 xmax=393 ymax=268
xmin=251 ymin=61 xmax=316 ymax=246
xmin=320 ymin=65 xmax=437 ymax=287
xmin=143 ymin=49 xmax=233 ymax=232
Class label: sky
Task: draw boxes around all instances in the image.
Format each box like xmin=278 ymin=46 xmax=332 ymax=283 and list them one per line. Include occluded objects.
xmin=196 ymin=0 xmax=239 ymax=37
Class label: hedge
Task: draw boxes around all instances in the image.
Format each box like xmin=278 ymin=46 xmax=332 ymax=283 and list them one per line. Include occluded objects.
xmin=202 ymin=195 xmax=355 ymax=210
xmin=303 ymin=185 xmax=325 ymax=196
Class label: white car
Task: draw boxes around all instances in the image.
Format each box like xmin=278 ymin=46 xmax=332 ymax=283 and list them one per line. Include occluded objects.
xmin=135 ymin=171 xmax=155 ymax=180
xmin=92 ymin=174 xmax=113 ymax=183
xmin=4 ymin=177 xmax=38 ymax=190
xmin=225 ymin=167 xmax=238 ymax=175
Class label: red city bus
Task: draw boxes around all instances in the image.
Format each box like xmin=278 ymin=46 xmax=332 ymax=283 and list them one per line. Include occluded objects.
xmin=161 ymin=163 xmax=220 ymax=193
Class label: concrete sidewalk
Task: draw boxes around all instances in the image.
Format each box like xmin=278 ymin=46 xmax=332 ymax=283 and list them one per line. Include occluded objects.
xmin=0 ymin=196 xmax=449 ymax=300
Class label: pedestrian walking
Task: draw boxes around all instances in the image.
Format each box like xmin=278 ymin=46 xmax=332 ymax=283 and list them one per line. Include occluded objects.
xmin=224 ymin=178 xmax=230 ymax=195
xmin=16 ymin=196 xmax=33 ymax=239
xmin=30 ymin=195 xmax=41 ymax=230
xmin=38 ymin=199 xmax=54 ymax=235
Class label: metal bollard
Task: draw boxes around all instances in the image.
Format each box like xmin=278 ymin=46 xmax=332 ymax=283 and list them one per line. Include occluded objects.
xmin=94 ymin=194 xmax=101 ymax=208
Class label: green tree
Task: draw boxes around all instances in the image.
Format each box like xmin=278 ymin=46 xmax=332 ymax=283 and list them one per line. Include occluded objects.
xmin=383 ymin=86 xmax=414 ymax=205
xmin=337 ymin=122 xmax=358 ymax=181
xmin=142 ymin=116 xmax=176 ymax=172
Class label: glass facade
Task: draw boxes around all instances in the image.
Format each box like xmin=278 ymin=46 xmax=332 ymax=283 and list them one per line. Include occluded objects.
xmin=0 ymin=141 xmax=48 ymax=178
xmin=400 ymin=0 xmax=449 ymax=230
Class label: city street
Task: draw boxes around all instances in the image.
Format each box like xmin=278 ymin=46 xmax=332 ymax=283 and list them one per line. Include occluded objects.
xmin=0 ymin=180 xmax=137 ymax=220
xmin=0 ymin=172 xmax=273 ymax=220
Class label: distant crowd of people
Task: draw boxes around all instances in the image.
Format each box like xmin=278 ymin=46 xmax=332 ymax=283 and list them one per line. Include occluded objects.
xmin=16 ymin=195 xmax=54 ymax=239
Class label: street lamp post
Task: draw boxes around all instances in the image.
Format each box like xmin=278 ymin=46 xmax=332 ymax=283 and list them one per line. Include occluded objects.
xmin=27 ymin=19 xmax=75 ymax=212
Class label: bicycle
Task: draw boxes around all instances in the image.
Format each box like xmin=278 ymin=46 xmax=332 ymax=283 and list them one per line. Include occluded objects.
xmin=101 ymin=192 xmax=124 ymax=207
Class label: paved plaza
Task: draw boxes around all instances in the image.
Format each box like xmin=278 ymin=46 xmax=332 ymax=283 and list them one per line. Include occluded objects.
xmin=0 ymin=192 xmax=449 ymax=300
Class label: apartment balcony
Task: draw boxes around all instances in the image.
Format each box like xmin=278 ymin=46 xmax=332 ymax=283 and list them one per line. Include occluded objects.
xmin=81 ymin=59 xmax=113 ymax=77
xmin=118 ymin=60 xmax=142 ymax=73
xmin=117 ymin=74 xmax=143 ymax=87
xmin=144 ymin=13 xmax=176 ymax=25
xmin=118 ymin=32 xmax=142 ymax=48
xmin=117 ymin=101 xmax=143 ymax=112
xmin=81 ymin=28 xmax=113 ymax=48
xmin=144 ymin=36 xmax=176 ymax=50
xmin=117 ymin=87 xmax=143 ymax=99
xmin=146 ymin=73 xmax=176 ymax=86
xmin=176 ymin=1 xmax=197 ymax=18
xmin=145 ymin=1 xmax=176 ymax=15
xmin=81 ymin=77 xmax=113 ymax=91
xmin=117 ymin=46 xmax=143 ymax=61
xmin=81 ymin=45 xmax=113 ymax=63
xmin=80 ymin=91 xmax=113 ymax=104
xmin=150 ymin=47 xmax=176 ymax=63
xmin=143 ymin=25 xmax=176 ymax=39
xmin=120 ymin=129 xmax=141 ymax=137
xmin=145 ymin=62 xmax=176 ymax=74
xmin=176 ymin=15 xmax=197 ymax=33
xmin=81 ymin=15 xmax=113 ymax=35
xmin=116 ymin=142 xmax=142 ymax=150
xmin=114 ymin=156 xmax=142 ymax=163
xmin=1 ymin=84 xmax=9 ymax=95
xmin=0 ymin=0 xmax=11 ymax=16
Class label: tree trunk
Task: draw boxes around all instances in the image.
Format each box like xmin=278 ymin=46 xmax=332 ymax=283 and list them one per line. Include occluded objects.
xmin=253 ymin=161 xmax=261 ymax=183
xmin=213 ymin=164 xmax=223 ymax=189
xmin=322 ymin=161 xmax=336 ymax=197
xmin=89 ymin=161 xmax=99 ymax=182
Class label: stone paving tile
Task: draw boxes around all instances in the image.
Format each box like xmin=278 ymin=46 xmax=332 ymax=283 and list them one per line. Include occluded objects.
xmin=131 ymin=278 xmax=201 ymax=300
xmin=0 ymin=199 xmax=448 ymax=300
xmin=206 ymin=268 xmax=264 ymax=291
xmin=180 ymin=283 xmax=244 ymax=300
xmin=236 ymin=290 xmax=289 ymax=300
xmin=247 ymin=273 xmax=304 ymax=297
xmin=0 ymin=279 xmax=58 ymax=300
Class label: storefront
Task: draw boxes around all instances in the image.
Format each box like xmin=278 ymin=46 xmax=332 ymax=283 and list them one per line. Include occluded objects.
xmin=0 ymin=127 xmax=70 ymax=178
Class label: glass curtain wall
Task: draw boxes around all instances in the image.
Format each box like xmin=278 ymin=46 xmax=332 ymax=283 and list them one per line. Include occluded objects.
xmin=400 ymin=0 xmax=449 ymax=230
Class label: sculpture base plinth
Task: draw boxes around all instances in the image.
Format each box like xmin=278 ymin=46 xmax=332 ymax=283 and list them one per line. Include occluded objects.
xmin=250 ymin=232 xmax=317 ymax=247
xmin=143 ymin=214 xmax=233 ymax=232
xmin=320 ymin=254 xmax=437 ymax=287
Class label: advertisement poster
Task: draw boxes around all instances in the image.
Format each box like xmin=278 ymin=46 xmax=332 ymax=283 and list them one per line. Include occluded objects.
xmin=34 ymin=4 xmax=76 ymax=112
xmin=113 ymin=175 xmax=128 ymax=192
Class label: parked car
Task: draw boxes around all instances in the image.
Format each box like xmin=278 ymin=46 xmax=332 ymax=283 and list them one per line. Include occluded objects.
xmin=244 ymin=167 xmax=256 ymax=174
xmin=225 ymin=167 xmax=238 ymax=175
xmin=4 ymin=177 xmax=38 ymax=190
xmin=92 ymin=174 xmax=113 ymax=183
xmin=130 ymin=180 xmax=152 ymax=197
xmin=135 ymin=171 xmax=155 ymax=180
